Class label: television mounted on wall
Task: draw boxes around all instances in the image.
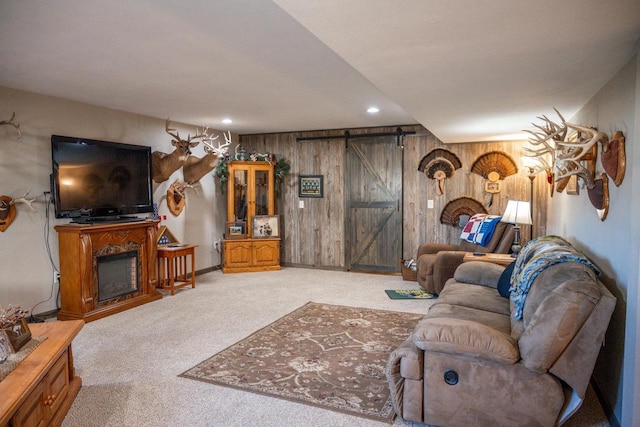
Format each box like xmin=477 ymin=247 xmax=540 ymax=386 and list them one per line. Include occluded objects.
xmin=51 ymin=135 xmax=154 ymax=223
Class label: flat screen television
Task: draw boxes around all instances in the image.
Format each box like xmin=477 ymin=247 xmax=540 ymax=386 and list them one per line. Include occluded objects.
xmin=51 ymin=135 xmax=154 ymax=223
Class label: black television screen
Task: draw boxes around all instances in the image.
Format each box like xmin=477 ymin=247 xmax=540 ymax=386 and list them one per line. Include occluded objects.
xmin=51 ymin=135 xmax=153 ymax=221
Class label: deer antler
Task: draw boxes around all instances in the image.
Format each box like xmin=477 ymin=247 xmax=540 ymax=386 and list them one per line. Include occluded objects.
xmin=165 ymin=119 xmax=205 ymax=144
xmin=1 ymin=112 xmax=21 ymax=139
xmin=554 ymin=123 xmax=606 ymax=188
xmin=11 ymin=191 xmax=36 ymax=211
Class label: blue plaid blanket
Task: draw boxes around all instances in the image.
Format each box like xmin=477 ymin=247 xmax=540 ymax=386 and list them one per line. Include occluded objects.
xmin=510 ymin=235 xmax=600 ymax=320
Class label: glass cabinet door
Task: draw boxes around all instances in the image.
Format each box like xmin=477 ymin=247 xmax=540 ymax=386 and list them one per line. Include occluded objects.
xmin=226 ymin=162 xmax=275 ymax=238
xmin=232 ymin=169 xmax=248 ymax=221
xmin=254 ymin=169 xmax=271 ymax=216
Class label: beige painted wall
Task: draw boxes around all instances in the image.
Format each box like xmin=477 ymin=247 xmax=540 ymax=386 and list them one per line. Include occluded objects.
xmin=546 ymin=53 xmax=639 ymax=425
xmin=0 ymin=86 xmax=227 ymax=316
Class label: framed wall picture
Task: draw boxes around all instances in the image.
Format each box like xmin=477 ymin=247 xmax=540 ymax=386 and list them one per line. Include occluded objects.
xmin=226 ymin=221 xmax=247 ymax=239
xmin=299 ymin=175 xmax=323 ymax=198
xmin=7 ymin=318 xmax=31 ymax=352
xmin=252 ymin=215 xmax=279 ymax=238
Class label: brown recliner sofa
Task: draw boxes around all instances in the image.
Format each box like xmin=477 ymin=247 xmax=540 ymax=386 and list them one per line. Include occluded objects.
xmin=416 ymin=222 xmax=515 ymax=295
xmin=387 ymin=236 xmax=616 ymax=426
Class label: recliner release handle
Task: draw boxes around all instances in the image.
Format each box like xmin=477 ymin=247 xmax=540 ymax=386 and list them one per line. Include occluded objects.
xmin=444 ymin=369 xmax=459 ymax=385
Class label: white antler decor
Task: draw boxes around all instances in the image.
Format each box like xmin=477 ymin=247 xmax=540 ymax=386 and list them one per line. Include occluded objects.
xmin=554 ymin=123 xmax=606 ymax=189
xmin=182 ymin=129 xmax=231 ymax=185
xmin=0 ymin=112 xmax=21 ymax=139
xmin=0 ymin=190 xmax=36 ymax=232
xmin=525 ymin=108 xmax=621 ymax=220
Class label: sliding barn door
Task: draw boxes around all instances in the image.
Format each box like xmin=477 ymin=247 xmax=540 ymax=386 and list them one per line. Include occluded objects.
xmin=346 ymin=135 xmax=402 ymax=273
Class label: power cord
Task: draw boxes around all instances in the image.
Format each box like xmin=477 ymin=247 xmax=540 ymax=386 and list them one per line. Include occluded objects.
xmin=29 ymin=191 xmax=59 ymax=322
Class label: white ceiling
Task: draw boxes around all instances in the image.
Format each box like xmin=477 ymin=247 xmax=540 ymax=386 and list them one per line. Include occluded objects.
xmin=1 ymin=0 xmax=638 ymax=143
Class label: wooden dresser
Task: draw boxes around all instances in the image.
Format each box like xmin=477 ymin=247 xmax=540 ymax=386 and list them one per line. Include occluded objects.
xmin=0 ymin=320 xmax=84 ymax=427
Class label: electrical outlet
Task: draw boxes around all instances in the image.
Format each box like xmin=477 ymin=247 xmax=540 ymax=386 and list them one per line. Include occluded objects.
xmin=427 ymin=199 xmax=434 ymax=209
xmin=53 ymin=271 xmax=60 ymax=283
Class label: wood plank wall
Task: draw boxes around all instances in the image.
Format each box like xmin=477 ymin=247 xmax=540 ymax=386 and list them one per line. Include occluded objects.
xmin=240 ymin=125 xmax=548 ymax=270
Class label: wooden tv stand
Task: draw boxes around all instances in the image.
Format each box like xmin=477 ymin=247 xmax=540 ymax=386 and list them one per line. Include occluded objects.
xmin=0 ymin=320 xmax=84 ymax=427
xmin=55 ymin=220 xmax=162 ymax=322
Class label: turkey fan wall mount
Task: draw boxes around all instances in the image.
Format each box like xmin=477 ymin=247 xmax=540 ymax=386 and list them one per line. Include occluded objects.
xmin=418 ymin=149 xmax=462 ymax=195
xmin=440 ymin=196 xmax=488 ymax=227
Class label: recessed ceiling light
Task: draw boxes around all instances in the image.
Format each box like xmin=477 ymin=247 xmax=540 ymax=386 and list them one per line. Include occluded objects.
xmin=222 ymin=118 xmax=233 ymax=124
xmin=367 ymin=107 xmax=379 ymax=114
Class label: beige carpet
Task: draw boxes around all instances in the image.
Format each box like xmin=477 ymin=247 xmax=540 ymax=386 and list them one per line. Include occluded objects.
xmin=61 ymin=267 xmax=610 ymax=427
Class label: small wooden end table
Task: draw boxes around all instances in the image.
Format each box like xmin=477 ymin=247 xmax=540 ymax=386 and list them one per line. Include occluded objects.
xmin=462 ymin=252 xmax=515 ymax=266
xmin=157 ymin=244 xmax=198 ymax=295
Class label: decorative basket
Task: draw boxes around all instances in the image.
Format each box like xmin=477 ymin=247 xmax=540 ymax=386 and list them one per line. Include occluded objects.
xmin=400 ymin=260 xmax=417 ymax=281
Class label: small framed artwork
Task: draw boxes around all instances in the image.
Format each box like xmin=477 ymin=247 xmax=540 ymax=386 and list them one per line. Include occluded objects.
xmin=252 ymin=215 xmax=279 ymax=238
xmin=0 ymin=331 xmax=12 ymax=362
xmin=299 ymin=175 xmax=323 ymax=198
xmin=226 ymin=221 xmax=247 ymax=239
xmin=7 ymin=318 xmax=31 ymax=352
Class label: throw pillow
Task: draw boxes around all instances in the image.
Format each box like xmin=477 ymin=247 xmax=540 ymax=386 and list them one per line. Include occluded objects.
xmin=459 ymin=214 xmax=487 ymax=243
xmin=497 ymin=261 xmax=516 ymax=298
xmin=472 ymin=215 xmax=502 ymax=246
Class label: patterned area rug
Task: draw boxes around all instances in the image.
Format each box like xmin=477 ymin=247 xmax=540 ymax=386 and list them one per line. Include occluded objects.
xmin=180 ymin=302 xmax=422 ymax=423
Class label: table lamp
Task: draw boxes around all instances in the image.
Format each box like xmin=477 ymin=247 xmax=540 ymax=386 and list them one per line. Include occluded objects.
xmin=501 ymin=200 xmax=532 ymax=257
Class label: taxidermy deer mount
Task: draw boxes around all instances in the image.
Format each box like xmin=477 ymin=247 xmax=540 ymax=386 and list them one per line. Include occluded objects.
xmin=0 ymin=191 xmax=36 ymax=232
xmin=152 ymin=119 xmax=232 ymax=184
xmin=0 ymin=112 xmax=21 ymax=139
xmin=151 ymin=119 xmax=206 ymax=183
xmin=183 ymin=130 xmax=231 ymax=185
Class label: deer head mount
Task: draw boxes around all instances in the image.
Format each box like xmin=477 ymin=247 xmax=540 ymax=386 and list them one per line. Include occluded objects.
xmin=152 ymin=120 xmax=232 ymax=184
xmin=182 ymin=130 xmax=231 ymax=185
xmin=151 ymin=119 xmax=205 ymax=183
xmin=0 ymin=112 xmax=21 ymax=139
xmin=0 ymin=191 xmax=36 ymax=232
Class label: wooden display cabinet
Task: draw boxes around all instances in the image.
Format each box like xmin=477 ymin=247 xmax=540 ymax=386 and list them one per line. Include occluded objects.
xmin=223 ymin=161 xmax=280 ymax=273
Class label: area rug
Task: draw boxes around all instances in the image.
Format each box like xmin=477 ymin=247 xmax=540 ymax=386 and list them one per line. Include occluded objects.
xmin=385 ymin=289 xmax=436 ymax=299
xmin=180 ymin=302 xmax=422 ymax=423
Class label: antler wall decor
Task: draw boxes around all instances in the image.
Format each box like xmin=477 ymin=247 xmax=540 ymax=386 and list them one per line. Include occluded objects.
xmin=523 ymin=108 xmax=626 ymax=221
xmin=0 ymin=191 xmax=36 ymax=232
xmin=0 ymin=112 xmax=21 ymax=139
xmin=183 ymin=129 xmax=231 ymax=185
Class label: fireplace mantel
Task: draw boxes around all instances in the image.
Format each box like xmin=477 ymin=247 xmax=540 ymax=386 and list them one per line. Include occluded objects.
xmin=55 ymin=220 xmax=162 ymax=322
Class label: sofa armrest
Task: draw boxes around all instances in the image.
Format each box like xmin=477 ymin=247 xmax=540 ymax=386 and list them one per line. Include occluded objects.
xmin=412 ymin=318 xmax=520 ymax=364
xmin=417 ymin=243 xmax=458 ymax=258
xmin=386 ymin=337 xmax=425 ymax=422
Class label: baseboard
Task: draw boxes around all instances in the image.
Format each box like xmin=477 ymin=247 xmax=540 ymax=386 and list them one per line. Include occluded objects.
xmin=591 ymin=377 xmax=620 ymax=427
xmin=280 ymin=262 xmax=346 ymax=271
xmin=195 ymin=265 xmax=221 ymax=276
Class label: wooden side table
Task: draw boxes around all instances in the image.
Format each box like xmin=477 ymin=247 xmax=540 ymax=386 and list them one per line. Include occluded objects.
xmin=462 ymin=252 xmax=515 ymax=266
xmin=157 ymin=244 xmax=197 ymax=295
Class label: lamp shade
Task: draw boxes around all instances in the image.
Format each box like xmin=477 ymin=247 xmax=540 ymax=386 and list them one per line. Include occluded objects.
xmin=501 ymin=200 xmax=532 ymax=225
